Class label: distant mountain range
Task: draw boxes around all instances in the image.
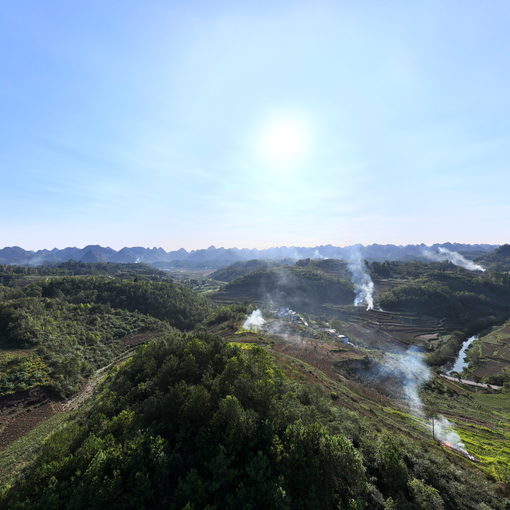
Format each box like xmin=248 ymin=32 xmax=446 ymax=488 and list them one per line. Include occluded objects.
xmin=0 ymin=243 xmax=499 ymax=269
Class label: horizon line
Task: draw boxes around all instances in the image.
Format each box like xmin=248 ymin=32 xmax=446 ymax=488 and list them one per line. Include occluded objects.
xmin=0 ymin=241 xmax=503 ymax=254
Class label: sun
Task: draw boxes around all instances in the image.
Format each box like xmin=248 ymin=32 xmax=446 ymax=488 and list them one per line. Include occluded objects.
xmin=256 ymin=112 xmax=312 ymax=170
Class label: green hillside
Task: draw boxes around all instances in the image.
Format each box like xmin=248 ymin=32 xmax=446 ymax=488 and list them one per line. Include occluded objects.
xmin=209 ymin=260 xmax=275 ymax=282
xmin=0 ymin=275 xmax=212 ymax=398
xmin=377 ymin=267 xmax=510 ymax=331
xmin=0 ymin=297 xmax=168 ymax=397
xmin=214 ymin=267 xmax=354 ymax=312
xmin=478 ymin=244 xmax=510 ymax=272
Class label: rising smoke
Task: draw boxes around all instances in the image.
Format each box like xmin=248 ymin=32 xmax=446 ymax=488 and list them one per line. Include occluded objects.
xmin=423 ymin=247 xmax=485 ymax=272
xmin=431 ymin=416 xmax=470 ymax=456
xmin=311 ymin=249 xmax=325 ymax=259
xmin=386 ymin=347 xmax=470 ymax=455
xmin=243 ymin=309 xmax=266 ymax=331
xmin=347 ymin=250 xmax=375 ymax=310
xmin=383 ymin=348 xmax=431 ymax=415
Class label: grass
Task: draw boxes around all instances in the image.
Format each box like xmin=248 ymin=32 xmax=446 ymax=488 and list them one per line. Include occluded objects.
xmin=0 ymin=411 xmax=71 ymax=490
xmin=473 ymin=392 xmax=510 ymax=414
xmin=423 ymin=381 xmax=510 ymax=477
xmin=228 ymin=341 xmax=259 ymax=350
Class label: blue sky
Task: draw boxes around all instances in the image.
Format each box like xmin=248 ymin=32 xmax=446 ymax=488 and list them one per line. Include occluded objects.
xmin=1 ymin=1 xmax=509 ymax=250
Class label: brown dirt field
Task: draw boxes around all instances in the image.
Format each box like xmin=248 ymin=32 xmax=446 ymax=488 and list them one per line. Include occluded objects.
xmin=0 ymin=385 xmax=64 ymax=450
xmin=416 ymin=334 xmax=440 ymax=341
xmin=0 ymin=401 xmax=62 ymax=449
xmin=324 ymin=306 xmax=445 ymax=349
xmin=473 ymin=359 xmax=510 ymax=379
xmin=272 ymin=338 xmax=343 ymax=380
xmin=120 ymin=330 xmax=164 ymax=348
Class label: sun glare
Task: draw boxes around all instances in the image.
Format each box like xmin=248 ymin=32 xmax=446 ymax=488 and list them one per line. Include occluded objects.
xmin=257 ymin=113 xmax=312 ymax=170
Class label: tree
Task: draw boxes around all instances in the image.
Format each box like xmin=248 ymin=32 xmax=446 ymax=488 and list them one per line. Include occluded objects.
xmin=408 ymin=478 xmax=444 ymax=510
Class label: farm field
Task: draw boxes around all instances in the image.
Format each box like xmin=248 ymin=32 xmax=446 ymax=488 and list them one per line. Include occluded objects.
xmin=466 ymin=321 xmax=510 ymax=382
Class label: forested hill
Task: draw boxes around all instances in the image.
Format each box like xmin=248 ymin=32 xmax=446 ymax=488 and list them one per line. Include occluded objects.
xmin=33 ymin=277 xmax=211 ymax=330
xmin=0 ymin=261 xmax=170 ymax=285
xmin=374 ymin=262 xmax=510 ymax=331
xmin=0 ymin=276 xmax=212 ymax=398
xmin=210 ymin=258 xmax=352 ymax=283
xmin=209 ymin=259 xmax=275 ymax=282
xmin=477 ymin=244 xmax=510 ymax=271
xmin=214 ymin=266 xmax=355 ymax=311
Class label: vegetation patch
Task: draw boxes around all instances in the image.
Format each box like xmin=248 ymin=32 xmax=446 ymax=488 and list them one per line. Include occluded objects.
xmin=1 ymin=333 xmax=504 ymax=509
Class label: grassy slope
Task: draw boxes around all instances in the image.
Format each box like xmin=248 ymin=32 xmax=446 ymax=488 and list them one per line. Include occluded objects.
xmin=213 ymin=261 xmax=510 ymax=482
xmin=227 ymin=327 xmax=510 ymax=483
xmin=422 ymin=378 xmax=510 ymax=481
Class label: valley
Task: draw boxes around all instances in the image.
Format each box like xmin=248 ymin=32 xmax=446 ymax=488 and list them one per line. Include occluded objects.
xmin=0 ymin=248 xmax=509 ymax=508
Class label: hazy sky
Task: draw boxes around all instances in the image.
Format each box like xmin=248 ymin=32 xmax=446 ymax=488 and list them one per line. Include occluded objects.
xmin=1 ymin=1 xmax=509 ymax=250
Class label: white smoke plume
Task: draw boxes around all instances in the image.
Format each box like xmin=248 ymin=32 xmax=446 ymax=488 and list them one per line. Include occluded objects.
xmin=385 ymin=348 xmax=471 ymax=455
xmin=311 ymin=249 xmax=325 ymax=260
xmin=347 ymin=251 xmax=374 ymax=310
xmin=383 ymin=348 xmax=431 ymax=416
xmin=243 ymin=309 xmax=266 ymax=331
xmin=430 ymin=415 xmax=471 ymax=457
xmin=423 ymin=247 xmax=485 ymax=272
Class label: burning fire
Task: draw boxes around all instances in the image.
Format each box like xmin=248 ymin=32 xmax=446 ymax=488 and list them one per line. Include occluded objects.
xmin=441 ymin=441 xmax=476 ymax=461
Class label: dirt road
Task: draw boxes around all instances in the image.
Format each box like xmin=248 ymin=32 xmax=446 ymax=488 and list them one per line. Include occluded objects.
xmin=439 ymin=374 xmax=502 ymax=391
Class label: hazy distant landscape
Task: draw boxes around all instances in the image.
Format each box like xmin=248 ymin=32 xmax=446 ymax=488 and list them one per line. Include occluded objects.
xmin=0 ymin=242 xmax=499 ymax=268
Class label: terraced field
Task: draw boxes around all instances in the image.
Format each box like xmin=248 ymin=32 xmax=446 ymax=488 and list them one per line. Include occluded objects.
xmin=466 ymin=321 xmax=510 ymax=380
xmin=324 ymin=305 xmax=444 ymax=349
